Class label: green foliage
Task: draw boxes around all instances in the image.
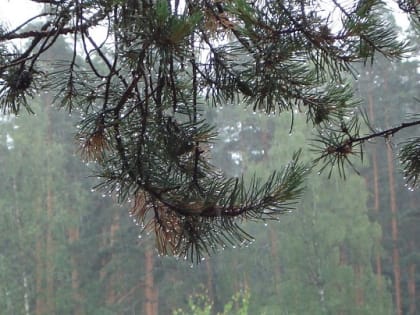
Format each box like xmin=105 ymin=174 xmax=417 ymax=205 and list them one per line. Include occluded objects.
xmin=0 ymin=79 xmax=403 ymax=314
xmin=0 ymin=0 xmax=418 ymax=262
xmin=399 ymin=136 xmax=420 ymax=189
xmin=173 ymin=289 xmax=250 ymax=315
xmin=1 ymin=9 xmax=418 ymax=312
xmin=354 ymin=49 xmax=420 ymax=314
xmin=202 ymin=106 xmax=394 ymax=315
xmin=154 ymin=0 xmax=202 ymax=44
xmin=0 ymin=103 xmax=85 ymax=313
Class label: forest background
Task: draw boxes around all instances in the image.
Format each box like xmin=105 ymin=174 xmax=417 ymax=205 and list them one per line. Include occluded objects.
xmin=0 ymin=2 xmax=419 ymax=315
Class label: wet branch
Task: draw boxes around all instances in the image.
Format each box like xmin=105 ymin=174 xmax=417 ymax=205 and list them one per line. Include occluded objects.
xmin=349 ymin=119 xmax=420 ymax=146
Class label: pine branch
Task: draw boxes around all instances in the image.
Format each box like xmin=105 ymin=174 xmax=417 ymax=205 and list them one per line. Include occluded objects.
xmin=313 ymin=118 xmax=420 ymax=180
xmin=399 ymin=137 xmax=420 ymax=189
xmin=128 ymin=151 xmax=307 ymax=261
xmin=349 ymin=119 xmax=420 ymax=144
xmin=0 ymin=25 xmax=88 ymax=42
xmin=1 ymin=0 xmax=416 ymax=262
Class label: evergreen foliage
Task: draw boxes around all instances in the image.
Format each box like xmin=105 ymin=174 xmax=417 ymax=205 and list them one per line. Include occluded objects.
xmin=355 ymin=51 xmax=420 ymax=314
xmin=0 ymin=0 xmax=419 ymax=261
xmin=0 ymin=74 xmax=414 ymax=313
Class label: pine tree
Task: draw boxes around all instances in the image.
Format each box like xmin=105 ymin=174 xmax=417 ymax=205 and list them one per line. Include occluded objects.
xmin=355 ymin=41 xmax=420 ymax=314
xmin=0 ymin=0 xmax=419 ymax=262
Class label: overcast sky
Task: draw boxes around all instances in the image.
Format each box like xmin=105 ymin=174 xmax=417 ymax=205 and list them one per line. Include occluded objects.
xmin=0 ymin=0 xmax=410 ymax=34
xmin=0 ymin=0 xmax=42 ymax=28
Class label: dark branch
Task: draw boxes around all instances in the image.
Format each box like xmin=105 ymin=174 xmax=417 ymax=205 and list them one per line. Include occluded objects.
xmin=350 ymin=119 xmax=420 ymax=145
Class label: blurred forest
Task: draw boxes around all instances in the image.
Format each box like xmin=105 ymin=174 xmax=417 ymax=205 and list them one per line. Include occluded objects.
xmin=0 ymin=16 xmax=419 ymax=315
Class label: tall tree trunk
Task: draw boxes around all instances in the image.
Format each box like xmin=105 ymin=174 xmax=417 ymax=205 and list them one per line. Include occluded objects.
xmin=144 ymin=247 xmax=158 ymax=315
xmin=263 ymin=128 xmax=282 ymax=297
xmin=354 ymin=264 xmax=364 ymax=307
xmin=22 ymin=272 xmax=30 ymax=315
xmin=337 ymin=245 xmax=347 ymax=315
xmin=12 ymin=176 xmax=31 ymax=315
xmin=45 ymin=103 xmax=56 ymax=314
xmin=386 ymin=142 xmax=402 ymax=315
xmin=366 ymin=72 xmax=383 ymax=290
xmin=35 ymin=196 xmax=46 ymax=315
xmin=205 ymin=259 xmax=215 ymax=305
xmin=381 ymin=66 xmax=402 ymax=315
xmin=105 ymin=212 xmax=120 ymax=306
xmin=339 ymin=244 xmax=347 ymax=266
xmin=68 ymin=224 xmax=85 ymax=315
xmin=268 ymin=227 xmax=281 ymax=297
xmin=45 ymin=187 xmax=55 ymax=313
xmin=408 ymin=240 xmax=416 ymax=315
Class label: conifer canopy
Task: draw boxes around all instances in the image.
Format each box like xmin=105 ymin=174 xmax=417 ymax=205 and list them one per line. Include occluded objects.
xmin=0 ymin=0 xmax=418 ymax=262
